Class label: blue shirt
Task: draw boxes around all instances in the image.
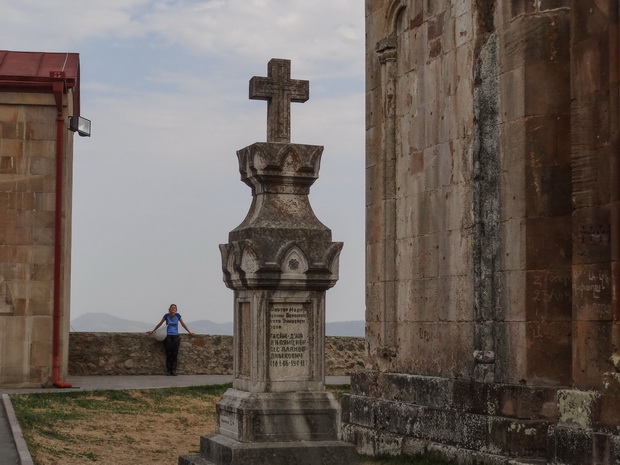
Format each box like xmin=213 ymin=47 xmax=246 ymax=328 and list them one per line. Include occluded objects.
xmin=164 ymin=313 xmax=181 ymax=335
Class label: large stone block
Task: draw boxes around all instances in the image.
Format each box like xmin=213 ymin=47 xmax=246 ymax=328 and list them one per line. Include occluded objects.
xmin=525 ymin=165 xmax=571 ymax=219
xmin=500 ymin=217 xmax=526 ymax=271
xmin=24 ymin=139 xmax=56 ymax=158
xmin=495 ymin=321 xmax=528 ymax=383
xmin=525 ymin=114 xmax=571 ymax=167
xmin=0 ymin=139 xmax=24 ymax=160
xmin=500 ymin=12 xmax=570 ymax=73
xmin=180 ymin=434 xmax=357 ymax=465
xmin=444 ymin=183 xmax=473 ymax=231
xmin=343 ymin=394 xmax=550 ymax=458
xmin=547 ymin=426 xmax=620 ymax=465
xmin=438 ymin=229 xmax=470 ymax=278
xmin=393 ymin=322 xmax=474 ymax=379
xmin=524 ymin=216 xmax=572 ymax=270
xmin=572 ymin=321 xmax=616 ymax=389
xmin=216 ymin=389 xmax=341 ymax=443
xmin=436 ymin=274 xmax=473 ymax=322
xmin=572 ymin=205 xmax=613 ymax=265
xmin=524 ymin=268 xmax=572 ymax=321
xmin=524 ymin=62 xmax=571 ymax=117
xmin=500 ymin=270 xmax=526 ymax=322
xmin=524 ymin=320 xmax=571 ymax=385
xmin=500 ymin=164 xmax=525 ymax=223
xmin=572 ymin=262 xmax=613 ymax=321
xmin=499 ymin=67 xmax=526 ymax=122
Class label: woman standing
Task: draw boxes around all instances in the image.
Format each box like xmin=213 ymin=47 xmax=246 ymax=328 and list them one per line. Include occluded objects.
xmin=147 ymin=304 xmax=196 ymax=376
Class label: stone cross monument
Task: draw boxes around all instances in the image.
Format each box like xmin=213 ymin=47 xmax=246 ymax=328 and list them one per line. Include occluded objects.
xmin=180 ymin=58 xmax=357 ymax=465
xmin=249 ymin=58 xmax=309 ymax=143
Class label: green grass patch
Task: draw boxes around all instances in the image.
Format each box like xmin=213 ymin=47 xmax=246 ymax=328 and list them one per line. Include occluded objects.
xmin=326 ymin=383 xmax=351 ymax=402
xmin=145 ymin=382 xmax=231 ymax=402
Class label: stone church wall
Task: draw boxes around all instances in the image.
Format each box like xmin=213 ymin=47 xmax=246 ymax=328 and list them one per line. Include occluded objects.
xmin=345 ymin=0 xmax=620 ymax=463
xmin=69 ymin=332 xmax=364 ymax=377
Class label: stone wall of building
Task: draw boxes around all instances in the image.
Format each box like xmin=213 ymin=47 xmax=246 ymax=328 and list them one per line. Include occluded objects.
xmin=365 ymin=0 xmax=572 ymax=387
xmin=69 ymin=332 xmax=365 ymax=377
xmin=345 ymin=1 xmax=620 ymax=464
xmin=0 ymin=93 xmax=64 ymax=387
xmin=0 ymin=53 xmax=79 ymax=388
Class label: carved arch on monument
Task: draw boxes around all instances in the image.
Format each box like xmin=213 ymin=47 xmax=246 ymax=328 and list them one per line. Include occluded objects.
xmin=276 ymin=242 xmax=309 ymax=275
xmin=306 ymin=146 xmax=322 ymax=177
xmin=219 ymin=243 xmax=233 ymax=277
xmin=280 ymin=147 xmax=302 ymax=174
xmin=322 ymin=242 xmax=344 ymax=278
xmin=252 ymin=145 xmax=268 ymax=171
xmin=240 ymin=243 xmax=261 ymax=274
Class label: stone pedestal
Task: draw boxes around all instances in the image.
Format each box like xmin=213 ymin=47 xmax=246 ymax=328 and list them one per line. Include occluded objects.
xmin=179 ymin=59 xmax=357 ymax=465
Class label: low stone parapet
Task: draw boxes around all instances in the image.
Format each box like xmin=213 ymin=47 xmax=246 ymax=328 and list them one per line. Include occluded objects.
xmin=69 ymin=333 xmax=365 ymax=377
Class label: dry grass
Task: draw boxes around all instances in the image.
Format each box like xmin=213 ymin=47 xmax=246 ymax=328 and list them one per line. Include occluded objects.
xmin=10 ymin=384 xmax=224 ymax=465
xmin=10 ymin=384 xmax=453 ymax=465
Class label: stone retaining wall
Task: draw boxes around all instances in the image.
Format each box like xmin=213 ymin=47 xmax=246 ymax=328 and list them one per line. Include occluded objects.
xmin=69 ymin=333 xmax=365 ymax=377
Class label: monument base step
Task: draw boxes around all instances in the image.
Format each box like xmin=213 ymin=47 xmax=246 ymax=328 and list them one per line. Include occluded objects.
xmin=179 ymin=455 xmax=216 ymax=465
xmin=216 ymin=388 xmax=342 ymax=443
xmin=187 ymin=432 xmax=358 ymax=465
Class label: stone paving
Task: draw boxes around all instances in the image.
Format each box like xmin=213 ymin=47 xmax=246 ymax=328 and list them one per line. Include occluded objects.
xmin=0 ymin=399 xmax=19 ymax=465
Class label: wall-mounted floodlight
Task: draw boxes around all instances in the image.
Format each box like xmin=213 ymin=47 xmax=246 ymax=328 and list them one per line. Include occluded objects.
xmin=69 ymin=116 xmax=91 ymax=137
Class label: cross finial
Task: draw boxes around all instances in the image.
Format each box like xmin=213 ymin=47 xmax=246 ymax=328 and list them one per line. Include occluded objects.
xmin=249 ymin=58 xmax=309 ymax=143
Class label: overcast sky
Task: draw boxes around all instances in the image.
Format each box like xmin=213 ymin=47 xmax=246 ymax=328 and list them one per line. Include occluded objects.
xmin=1 ymin=0 xmax=365 ymax=325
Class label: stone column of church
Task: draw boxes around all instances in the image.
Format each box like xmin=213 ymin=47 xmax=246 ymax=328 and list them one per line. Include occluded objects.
xmin=546 ymin=3 xmax=620 ymax=462
xmin=369 ymin=38 xmax=398 ymax=369
xmin=493 ymin=2 xmax=573 ymax=386
xmin=179 ymin=58 xmax=357 ymax=465
xmin=569 ymin=0 xmax=620 ymax=389
xmin=344 ymin=1 xmax=575 ymax=461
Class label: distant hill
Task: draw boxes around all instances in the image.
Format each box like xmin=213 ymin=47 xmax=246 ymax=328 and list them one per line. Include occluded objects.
xmin=70 ymin=312 xmax=233 ymax=335
xmin=70 ymin=312 xmax=151 ymax=332
xmin=70 ymin=312 xmax=364 ymax=337
xmin=325 ymin=320 xmax=365 ymax=337
xmin=187 ymin=320 xmax=233 ymax=336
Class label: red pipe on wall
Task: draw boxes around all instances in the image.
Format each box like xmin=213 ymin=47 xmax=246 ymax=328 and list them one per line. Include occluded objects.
xmin=50 ymin=75 xmax=72 ymax=388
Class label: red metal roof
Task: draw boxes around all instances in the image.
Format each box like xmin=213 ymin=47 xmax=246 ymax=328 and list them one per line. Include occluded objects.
xmin=0 ymin=50 xmax=81 ymax=116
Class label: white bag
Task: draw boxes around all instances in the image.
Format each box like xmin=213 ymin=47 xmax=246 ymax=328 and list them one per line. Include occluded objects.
xmin=152 ymin=324 xmax=167 ymax=341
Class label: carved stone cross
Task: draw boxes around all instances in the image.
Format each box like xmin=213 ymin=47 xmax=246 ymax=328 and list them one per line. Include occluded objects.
xmin=249 ymin=58 xmax=309 ymax=143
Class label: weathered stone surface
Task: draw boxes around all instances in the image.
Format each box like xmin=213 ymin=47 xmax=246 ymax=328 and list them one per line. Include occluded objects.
xmin=344 ymin=372 xmax=555 ymax=458
xmin=349 ymin=0 xmax=620 ymax=463
xmin=547 ymin=426 xmax=620 ymax=465
xmin=249 ymin=59 xmax=309 ymax=144
xmin=0 ymin=59 xmax=79 ymax=387
xmin=216 ymin=389 xmax=341 ymax=442
xmin=68 ymin=332 xmax=364 ymax=377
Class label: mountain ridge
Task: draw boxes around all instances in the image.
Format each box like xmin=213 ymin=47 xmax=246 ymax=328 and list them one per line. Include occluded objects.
xmin=70 ymin=312 xmax=364 ymax=337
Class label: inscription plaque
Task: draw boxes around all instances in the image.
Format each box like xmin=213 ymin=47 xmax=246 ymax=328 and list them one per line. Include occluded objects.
xmin=268 ymin=303 xmax=311 ymax=380
xmin=218 ymin=409 xmax=239 ymax=437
